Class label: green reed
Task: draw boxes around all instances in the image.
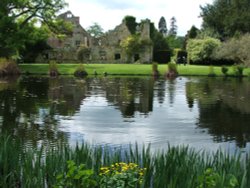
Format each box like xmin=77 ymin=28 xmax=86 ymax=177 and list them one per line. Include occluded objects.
xmin=1 ymin=134 xmax=250 ymax=187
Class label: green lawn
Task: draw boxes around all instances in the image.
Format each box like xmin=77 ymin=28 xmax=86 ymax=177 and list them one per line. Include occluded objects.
xmin=18 ymin=63 xmax=250 ymax=76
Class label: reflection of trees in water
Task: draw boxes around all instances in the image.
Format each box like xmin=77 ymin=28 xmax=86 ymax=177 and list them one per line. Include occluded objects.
xmin=155 ymin=80 xmax=166 ymax=104
xmin=48 ymin=77 xmax=88 ymax=116
xmin=0 ymin=77 xmax=72 ymax=147
xmin=186 ymin=77 xmax=250 ymax=147
xmin=166 ymin=79 xmax=176 ymax=105
xmin=99 ymin=77 xmax=154 ymax=117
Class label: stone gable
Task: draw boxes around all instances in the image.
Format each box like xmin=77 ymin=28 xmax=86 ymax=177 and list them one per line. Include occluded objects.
xmin=43 ymin=11 xmax=152 ymax=64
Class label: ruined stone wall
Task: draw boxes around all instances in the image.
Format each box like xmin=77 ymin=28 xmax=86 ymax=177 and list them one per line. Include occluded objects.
xmin=45 ymin=11 xmax=93 ymax=62
xmin=45 ymin=11 xmax=153 ymax=64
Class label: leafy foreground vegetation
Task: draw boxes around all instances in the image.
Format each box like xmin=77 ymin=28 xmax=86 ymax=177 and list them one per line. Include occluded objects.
xmin=1 ymin=135 xmax=250 ymax=188
xmin=19 ymin=63 xmax=250 ymax=77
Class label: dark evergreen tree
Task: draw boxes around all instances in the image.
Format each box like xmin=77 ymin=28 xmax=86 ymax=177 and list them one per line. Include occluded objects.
xmin=187 ymin=25 xmax=199 ymax=39
xmin=158 ymin=16 xmax=167 ymax=36
xmin=168 ymin=17 xmax=177 ymax=36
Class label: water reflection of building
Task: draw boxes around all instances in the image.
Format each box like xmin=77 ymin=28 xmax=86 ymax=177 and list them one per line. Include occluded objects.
xmin=99 ymin=77 xmax=154 ymax=117
xmin=0 ymin=76 xmax=69 ymax=147
xmin=185 ymin=78 xmax=250 ymax=147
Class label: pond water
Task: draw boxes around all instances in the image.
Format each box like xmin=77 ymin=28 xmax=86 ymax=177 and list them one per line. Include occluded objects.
xmin=1 ymin=76 xmax=250 ymax=152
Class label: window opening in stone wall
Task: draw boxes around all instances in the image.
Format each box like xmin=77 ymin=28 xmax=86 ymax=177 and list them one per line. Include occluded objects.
xmin=75 ymin=40 xmax=80 ymax=47
xmin=134 ymin=54 xmax=140 ymax=62
xmin=115 ymin=53 xmax=121 ymax=60
xmin=67 ymin=13 xmax=72 ymax=18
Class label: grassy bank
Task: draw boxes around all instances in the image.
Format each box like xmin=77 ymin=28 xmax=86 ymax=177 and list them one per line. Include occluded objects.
xmin=1 ymin=134 xmax=250 ymax=187
xmin=19 ymin=63 xmax=250 ymax=76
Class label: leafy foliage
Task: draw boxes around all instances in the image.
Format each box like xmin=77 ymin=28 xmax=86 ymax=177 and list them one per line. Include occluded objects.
xmin=168 ymin=17 xmax=178 ymax=36
xmin=123 ymin=16 xmax=137 ymax=34
xmin=120 ymin=35 xmax=152 ymax=61
xmin=99 ymin=162 xmax=145 ymax=188
xmin=0 ymin=0 xmax=67 ymax=58
xmin=48 ymin=60 xmax=59 ymax=77
xmin=221 ymin=66 xmax=229 ymax=76
xmin=187 ymin=25 xmax=199 ymax=39
xmin=0 ymin=58 xmax=20 ymax=76
xmin=200 ymin=0 xmax=250 ymax=39
xmin=158 ymin=16 xmax=167 ymax=36
xmin=74 ymin=63 xmax=88 ymax=77
xmin=77 ymin=46 xmax=91 ymax=62
xmin=186 ymin=37 xmax=221 ymax=63
xmin=54 ymin=160 xmax=97 ymax=188
xmin=214 ymin=33 xmax=250 ymax=66
xmin=166 ymin=35 xmax=185 ymax=49
xmin=87 ymin=22 xmax=104 ymax=38
xmin=197 ymin=168 xmax=238 ymax=188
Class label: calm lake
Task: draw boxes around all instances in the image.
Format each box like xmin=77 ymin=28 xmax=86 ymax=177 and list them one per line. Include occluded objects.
xmin=1 ymin=76 xmax=250 ymax=152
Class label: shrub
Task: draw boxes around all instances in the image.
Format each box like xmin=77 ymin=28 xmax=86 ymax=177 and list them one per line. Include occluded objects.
xmin=74 ymin=63 xmax=88 ymax=77
xmin=77 ymin=46 xmax=91 ymax=62
xmin=48 ymin=60 xmax=59 ymax=77
xmin=0 ymin=58 xmax=20 ymax=76
xmin=99 ymin=162 xmax=145 ymax=188
xmin=221 ymin=66 xmax=229 ymax=76
xmin=208 ymin=65 xmax=216 ymax=77
xmin=197 ymin=168 xmax=238 ymax=188
xmin=152 ymin=62 xmax=160 ymax=77
xmin=186 ymin=37 xmax=221 ymax=63
xmin=166 ymin=61 xmax=178 ymax=78
xmin=233 ymin=65 xmax=244 ymax=77
xmin=54 ymin=160 xmax=97 ymax=188
xmin=214 ymin=34 xmax=250 ymax=66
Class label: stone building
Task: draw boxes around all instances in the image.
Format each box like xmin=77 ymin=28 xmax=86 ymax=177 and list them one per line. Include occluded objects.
xmin=45 ymin=11 xmax=92 ymax=62
xmin=44 ymin=11 xmax=153 ymax=64
xmin=91 ymin=18 xmax=153 ymax=64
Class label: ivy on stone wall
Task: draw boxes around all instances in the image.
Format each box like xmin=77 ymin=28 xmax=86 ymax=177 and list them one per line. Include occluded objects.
xmin=123 ymin=16 xmax=137 ymax=34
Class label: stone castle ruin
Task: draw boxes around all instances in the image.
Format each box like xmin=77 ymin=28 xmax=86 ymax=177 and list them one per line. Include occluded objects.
xmin=43 ymin=11 xmax=153 ymax=64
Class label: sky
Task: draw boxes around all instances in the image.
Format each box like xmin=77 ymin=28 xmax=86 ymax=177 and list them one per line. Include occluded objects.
xmin=64 ymin=0 xmax=214 ymax=36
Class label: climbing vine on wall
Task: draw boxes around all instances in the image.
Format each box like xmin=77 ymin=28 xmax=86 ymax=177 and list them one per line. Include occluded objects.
xmin=123 ymin=16 xmax=137 ymax=34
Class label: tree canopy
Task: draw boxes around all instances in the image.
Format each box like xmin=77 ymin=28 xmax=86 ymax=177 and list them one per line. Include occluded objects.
xmin=158 ymin=16 xmax=167 ymax=36
xmin=168 ymin=17 xmax=177 ymax=36
xmin=0 ymin=0 xmax=67 ymax=58
xmin=87 ymin=22 xmax=104 ymax=38
xmin=214 ymin=34 xmax=250 ymax=66
xmin=186 ymin=37 xmax=221 ymax=63
xmin=200 ymin=0 xmax=250 ymax=39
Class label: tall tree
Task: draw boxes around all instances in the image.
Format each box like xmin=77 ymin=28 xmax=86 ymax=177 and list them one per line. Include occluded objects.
xmin=158 ymin=16 xmax=167 ymax=36
xmin=200 ymin=0 xmax=250 ymax=39
xmin=87 ymin=22 xmax=104 ymax=38
xmin=0 ymin=0 xmax=67 ymax=58
xmin=187 ymin=25 xmax=199 ymax=39
xmin=168 ymin=17 xmax=177 ymax=36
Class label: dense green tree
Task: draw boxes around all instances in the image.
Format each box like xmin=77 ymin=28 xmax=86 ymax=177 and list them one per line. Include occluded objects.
xmin=0 ymin=0 xmax=67 ymax=58
xmin=186 ymin=37 xmax=221 ymax=63
xmin=214 ymin=34 xmax=250 ymax=66
xmin=168 ymin=17 xmax=177 ymax=36
xmin=200 ymin=0 xmax=250 ymax=39
xmin=166 ymin=35 xmax=185 ymax=49
xmin=87 ymin=22 xmax=104 ymax=38
xmin=187 ymin=25 xmax=199 ymax=39
xmin=158 ymin=16 xmax=167 ymax=36
xmin=150 ymin=23 xmax=170 ymax=52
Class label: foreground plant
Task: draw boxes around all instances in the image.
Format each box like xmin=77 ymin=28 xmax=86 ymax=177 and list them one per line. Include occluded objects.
xmin=197 ymin=168 xmax=238 ymax=188
xmin=54 ymin=160 xmax=97 ymax=188
xmin=99 ymin=162 xmax=146 ymax=188
xmin=74 ymin=63 xmax=88 ymax=77
xmin=0 ymin=58 xmax=20 ymax=76
xmin=166 ymin=61 xmax=178 ymax=78
xmin=49 ymin=60 xmax=60 ymax=77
